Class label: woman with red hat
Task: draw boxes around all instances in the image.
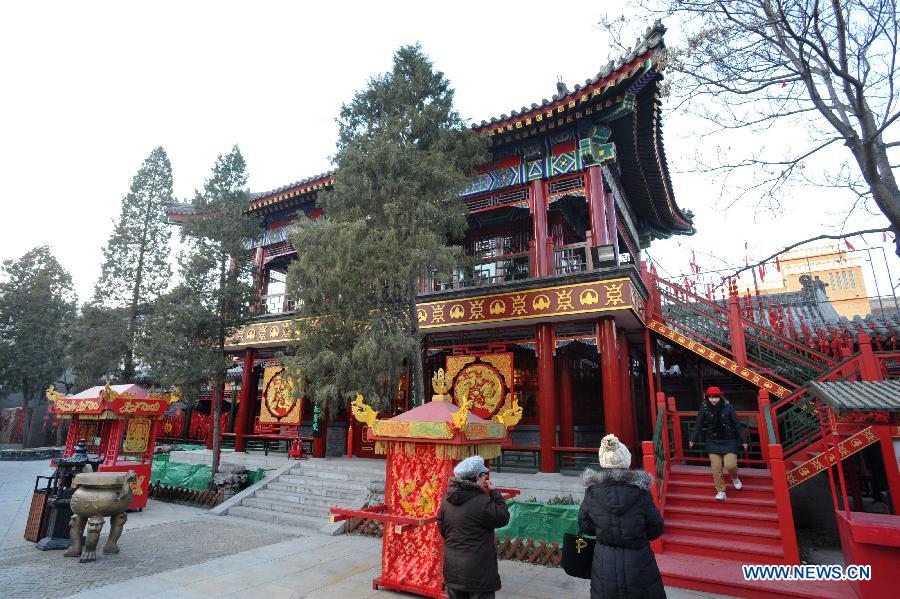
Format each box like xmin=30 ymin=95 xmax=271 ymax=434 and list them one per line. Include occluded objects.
xmin=688 ymin=386 xmax=749 ymax=500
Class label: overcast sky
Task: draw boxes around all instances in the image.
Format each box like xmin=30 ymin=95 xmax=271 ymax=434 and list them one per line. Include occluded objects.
xmin=1 ymin=1 xmax=896 ymax=304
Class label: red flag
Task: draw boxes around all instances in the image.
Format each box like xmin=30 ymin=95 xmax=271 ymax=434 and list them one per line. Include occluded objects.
xmin=844 ymin=238 xmax=855 ymax=251
xmin=883 ymin=231 xmax=888 ymax=243
xmin=759 ymin=262 xmax=766 ymax=282
xmin=775 ymin=256 xmax=781 ymax=272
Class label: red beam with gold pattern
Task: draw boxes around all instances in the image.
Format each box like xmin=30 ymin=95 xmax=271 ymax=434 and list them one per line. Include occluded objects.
xmin=647 ymin=319 xmax=790 ymax=399
xmin=786 ymin=427 xmax=878 ymax=487
xmin=416 ymin=277 xmax=635 ymax=330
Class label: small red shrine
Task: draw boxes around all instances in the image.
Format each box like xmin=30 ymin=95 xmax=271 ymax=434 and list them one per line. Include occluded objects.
xmin=47 ymin=383 xmax=174 ymax=510
xmin=330 ymin=370 xmax=520 ymax=599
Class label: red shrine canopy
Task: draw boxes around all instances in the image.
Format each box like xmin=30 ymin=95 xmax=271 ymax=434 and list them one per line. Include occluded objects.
xmin=71 ymin=384 xmax=149 ymax=401
xmin=50 ymin=384 xmax=172 ymax=418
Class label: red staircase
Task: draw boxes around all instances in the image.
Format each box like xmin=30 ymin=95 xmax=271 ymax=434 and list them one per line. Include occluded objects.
xmin=663 ymin=464 xmax=786 ymax=562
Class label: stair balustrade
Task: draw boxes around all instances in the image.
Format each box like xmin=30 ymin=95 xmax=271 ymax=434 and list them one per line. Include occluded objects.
xmin=648 ymin=273 xmax=838 ymax=389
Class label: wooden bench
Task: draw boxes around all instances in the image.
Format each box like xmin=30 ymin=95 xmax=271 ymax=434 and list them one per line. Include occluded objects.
xmin=493 ymin=445 xmax=541 ymax=472
xmin=553 ymin=446 xmax=599 ymax=471
xmin=237 ymin=419 xmax=313 ymax=457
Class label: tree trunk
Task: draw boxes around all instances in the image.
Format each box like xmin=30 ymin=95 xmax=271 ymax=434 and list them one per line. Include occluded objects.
xmin=210 ymin=378 xmax=223 ymax=488
xmin=408 ymin=281 xmax=425 ymax=407
xmin=21 ymin=385 xmax=32 ymax=448
xmin=211 ymin=254 xmax=228 ymax=488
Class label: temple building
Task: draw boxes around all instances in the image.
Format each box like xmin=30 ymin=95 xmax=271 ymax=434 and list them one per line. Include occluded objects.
xmin=165 ymin=23 xmax=900 ymax=586
xmin=195 ymin=23 xmax=693 ymax=472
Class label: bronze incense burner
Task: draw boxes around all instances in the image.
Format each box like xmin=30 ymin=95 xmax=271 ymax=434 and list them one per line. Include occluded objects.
xmin=63 ymin=470 xmax=135 ymax=563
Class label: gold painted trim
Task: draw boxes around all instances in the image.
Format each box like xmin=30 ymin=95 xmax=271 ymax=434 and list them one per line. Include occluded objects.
xmin=420 ymin=304 xmax=633 ymax=330
xmin=416 ymin=277 xmax=631 ymax=309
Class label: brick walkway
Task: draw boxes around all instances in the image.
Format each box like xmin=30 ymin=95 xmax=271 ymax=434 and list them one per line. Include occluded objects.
xmin=0 ymin=517 xmax=295 ymax=598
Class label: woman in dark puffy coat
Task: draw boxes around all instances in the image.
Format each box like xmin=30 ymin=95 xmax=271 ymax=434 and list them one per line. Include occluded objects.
xmin=437 ymin=455 xmax=510 ymax=599
xmin=579 ymin=434 xmax=665 ymax=599
xmin=689 ymin=386 xmax=749 ymax=501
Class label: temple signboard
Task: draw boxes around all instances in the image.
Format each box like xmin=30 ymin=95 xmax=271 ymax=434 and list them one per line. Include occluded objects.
xmin=416 ymin=277 xmax=636 ymax=330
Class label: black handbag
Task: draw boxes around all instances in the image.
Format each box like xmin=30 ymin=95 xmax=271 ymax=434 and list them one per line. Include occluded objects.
xmin=561 ymin=532 xmax=595 ymax=579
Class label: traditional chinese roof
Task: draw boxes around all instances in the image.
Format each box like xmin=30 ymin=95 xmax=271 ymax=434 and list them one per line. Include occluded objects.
xmin=70 ymin=384 xmax=149 ymax=400
xmin=49 ymin=384 xmax=172 ymax=418
xmin=467 ymin=22 xmax=693 ymax=241
xmin=369 ymin=398 xmax=507 ymax=446
xmin=809 ymin=380 xmax=900 ymax=413
xmin=248 ymin=171 xmax=335 ymax=213
xmin=472 ymin=22 xmax=667 ymax=135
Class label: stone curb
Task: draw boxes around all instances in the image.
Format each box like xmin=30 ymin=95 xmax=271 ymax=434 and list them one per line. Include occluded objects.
xmin=208 ymin=460 xmax=297 ymax=516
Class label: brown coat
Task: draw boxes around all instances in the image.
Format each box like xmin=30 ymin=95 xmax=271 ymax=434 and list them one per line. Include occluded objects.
xmin=436 ymin=478 xmax=510 ymax=592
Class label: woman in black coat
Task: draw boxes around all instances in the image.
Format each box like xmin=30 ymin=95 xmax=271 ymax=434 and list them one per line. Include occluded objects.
xmin=579 ymin=434 xmax=665 ymax=599
xmin=689 ymin=386 xmax=749 ymax=500
xmin=437 ymin=455 xmax=510 ymax=599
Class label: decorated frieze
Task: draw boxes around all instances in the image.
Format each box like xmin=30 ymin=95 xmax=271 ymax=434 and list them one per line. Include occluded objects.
xmin=226 ymin=318 xmax=293 ymax=348
xmin=416 ymin=277 xmax=635 ymax=330
xmin=786 ymin=426 xmax=877 ymax=487
xmin=647 ymin=319 xmax=789 ymax=399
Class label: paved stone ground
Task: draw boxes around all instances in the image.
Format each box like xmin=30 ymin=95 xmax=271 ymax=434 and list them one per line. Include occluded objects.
xmin=2 ymin=460 xmax=731 ymax=599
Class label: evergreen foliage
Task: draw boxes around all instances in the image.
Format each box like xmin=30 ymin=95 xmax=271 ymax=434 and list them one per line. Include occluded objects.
xmin=284 ymin=45 xmax=486 ymax=414
xmin=142 ymin=146 xmax=260 ymax=476
xmin=70 ymin=302 xmax=129 ymax=390
xmin=94 ymin=146 xmax=174 ymax=380
xmin=0 ymin=246 xmax=76 ymax=446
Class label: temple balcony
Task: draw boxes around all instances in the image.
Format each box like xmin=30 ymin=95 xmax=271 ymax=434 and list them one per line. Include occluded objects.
xmin=416 ymin=259 xmax=648 ymax=335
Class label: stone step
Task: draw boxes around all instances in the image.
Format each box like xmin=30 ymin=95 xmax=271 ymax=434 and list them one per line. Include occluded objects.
xmin=226 ymin=505 xmax=325 ymax=530
xmin=255 ymin=488 xmax=355 ymax=508
xmin=287 ymin=467 xmax=366 ymax=481
xmin=242 ymin=496 xmax=331 ymax=518
xmin=268 ymin=477 xmax=371 ymax=496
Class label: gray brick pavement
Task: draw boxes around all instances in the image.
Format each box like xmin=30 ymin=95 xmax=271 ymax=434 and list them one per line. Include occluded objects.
xmin=0 ymin=517 xmax=296 ymax=599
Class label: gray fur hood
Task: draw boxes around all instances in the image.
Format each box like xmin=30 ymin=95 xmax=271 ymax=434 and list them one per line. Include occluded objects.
xmin=582 ymin=467 xmax=651 ymax=490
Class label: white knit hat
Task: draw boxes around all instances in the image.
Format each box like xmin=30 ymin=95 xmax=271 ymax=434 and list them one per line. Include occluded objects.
xmin=453 ymin=455 xmax=489 ymax=480
xmin=598 ymin=434 xmax=632 ymax=469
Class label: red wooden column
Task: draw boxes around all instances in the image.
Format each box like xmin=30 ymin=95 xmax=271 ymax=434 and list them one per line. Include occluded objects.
xmin=233 ymin=349 xmax=256 ymax=452
xmin=644 ymin=328 xmax=657 ymax=430
xmin=206 ymin=381 xmax=223 ymax=450
xmin=875 ymin=425 xmax=900 ymax=514
xmin=617 ymin=330 xmax=636 ymax=451
xmin=557 ymin=355 xmax=574 ymax=448
xmin=529 ymin=179 xmax=551 ymax=277
xmin=536 ymin=324 xmax=557 ymax=472
xmin=599 ymin=318 xmax=621 ymax=438
xmin=312 ymin=405 xmax=328 ymax=458
xmin=585 ymin=167 xmax=609 ymax=245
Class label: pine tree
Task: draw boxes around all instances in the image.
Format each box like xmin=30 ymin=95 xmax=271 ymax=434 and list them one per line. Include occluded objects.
xmin=284 ymin=45 xmax=486 ymax=415
xmin=94 ymin=146 xmax=174 ymax=381
xmin=70 ymin=302 xmax=129 ymax=390
xmin=143 ymin=146 xmax=260 ymax=478
xmin=0 ymin=246 xmax=76 ymax=446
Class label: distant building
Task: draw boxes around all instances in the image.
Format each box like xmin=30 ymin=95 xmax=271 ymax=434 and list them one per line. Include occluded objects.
xmin=757 ymin=243 xmax=871 ymax=319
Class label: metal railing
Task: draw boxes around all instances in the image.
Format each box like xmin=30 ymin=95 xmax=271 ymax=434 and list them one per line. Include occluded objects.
xmin=427 ymin=254 xmax=530 ymax=292
xmin=259 ymin=293 xmax=298 ymax=315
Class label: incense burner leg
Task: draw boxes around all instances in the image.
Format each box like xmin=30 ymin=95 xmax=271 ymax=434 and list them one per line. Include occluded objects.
xmin=80 ymin=516 xmax=105 ymax=563
xmin=63 ymin=514 xmax=86 ymax=557
xmin=103 ymin=512 xmax=127 ymax=554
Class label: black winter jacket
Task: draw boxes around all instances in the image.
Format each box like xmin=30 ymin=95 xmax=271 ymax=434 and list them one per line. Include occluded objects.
xmin=437 ymin=478 xmax=510 ymax=592
xmin=689 ymin=399 xmax=749 ymax=455
xmin=579 ymin=468 xmax=666 ymax=599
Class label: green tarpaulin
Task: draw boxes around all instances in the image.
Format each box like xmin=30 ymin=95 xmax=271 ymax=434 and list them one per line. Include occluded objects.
xmin=494 ymin=502 xmax=581 ymax=544
xmin=150 ymin=455 xmax=264 ymax=492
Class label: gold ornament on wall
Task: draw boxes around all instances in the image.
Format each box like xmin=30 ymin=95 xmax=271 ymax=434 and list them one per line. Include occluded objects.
xmin=431 ymin=368 xmax=451 ymax=402
xmin=494 ymin=394 xmax=523 ymax=429
xmin=451 ymin=391 xmax=470 ymax=432
xmin=351 ymin=394 xmax=378 ymax=427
